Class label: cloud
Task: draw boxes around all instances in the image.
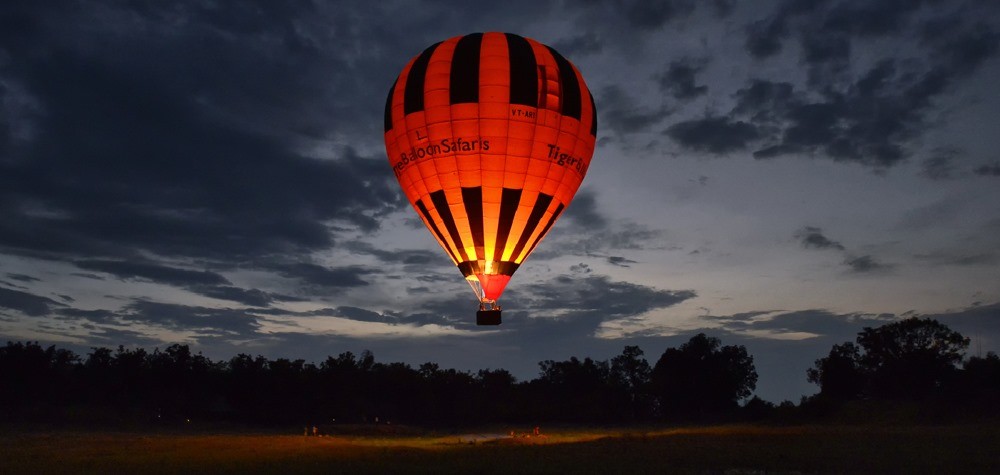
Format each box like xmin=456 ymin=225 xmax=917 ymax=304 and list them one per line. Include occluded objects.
xmin=84 ymin=326 xmax=166 ymax=348
xmin=973 ymin=162 xmax=1000 ymax=176
xmin=658 ymin=58 xmax=709 ymax=100
xmin=734 ymin=1 xmax=1000 ymax=168
xmin=343 ymin=242 xmax=443 ymax=268
xmin=122 ymin=300 xmax=262 ymax=336
xmin=562 ymin=190 xmax=607 ymax=229
xmin=597 ymin=85 xmax=671 ymax=137
xmin=552 ymin=32 xmax=604 ymax=57
xmin=624 ymin=0 xmax=696 ymax=30
xmin=4 ymin=273 xmax=40 ymax=283
xmin=0 ymin=286 xmax=64 ymax=316
xmin=70 ymin=259 xmax=283 ymax=307
xmin=73 ymin=260 xmax=230 ymax=287
xmin=523 ymin=273 xmax=696 ymax=318
xmin=607 ymin=256 xmax=638 ymax=267
xmin=56 ymin=308 xmax=119 ymax=324
xmin=266 ymin=262 xmax=370 ymax=290
xmin=795 ymin=227 xmax=845 ymax=251
xmin=0 ymin=1 xmax=403 ymax=271
xmin=913 ymin=251 xmax=998 ymax=267
xmin=745 ymin=17 xmax=790 ymax=59
xmin=665 ymin=116 xmax=761 ymax=154
xmin=733 ymin=80 xmax=797 ymax=121
xmin=537 ymin=222 xmax=664 ymax=259
xmin=711 ymin=309 xmax=894 ymax=341
xmin=921 ymin=147 xmax=962 ymax=180
xmin=191 ymin=286 xmax=273 ymax=307
xmin=843 ymin=255 xmax=892 ymax=274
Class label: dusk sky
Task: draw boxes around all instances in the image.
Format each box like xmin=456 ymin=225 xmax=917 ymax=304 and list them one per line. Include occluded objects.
xmin=2 ymin=1 xmax=999 ymax=402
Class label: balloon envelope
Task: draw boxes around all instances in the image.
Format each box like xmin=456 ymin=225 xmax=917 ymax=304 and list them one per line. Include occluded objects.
xmin=384 ymin=32 xmax=597 ymax=307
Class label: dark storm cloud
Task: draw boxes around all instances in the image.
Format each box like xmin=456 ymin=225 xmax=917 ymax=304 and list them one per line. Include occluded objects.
xmin=536 ymin=222 xmax=664 ymax=259
xmin=658 ymin=58 xmax=709 ymax=100
xmin=342 ymin=242 xmax=441 ymax=268
xmin=391 ymin=270 xmax=696 ymax=332
xmin=598 ymin=85 xmax=671 ymax=137
xmin=56 ymin=308 xmax=119 ymax=324
xmin=733 ymin=63 xmax=954 ymax=167
xmin=522 ymin=273 xmax=696 ymax=319
xmin=843 ymin=255 xmax=891 ymax=274
xmin=665 ymin=117 xmax=761 ymax=154
xmin=732 ymin=80 xmax=797 ymax=120
xmin=0 ymin=1 xmax=402 ymax=271
xmin=726 ymin=1 xmax=1000 ymax=167
xmin=795 ymin=227 xmax=845 ymax=251
xmin=5 ymin=273 xmax=40 ymax=283
xmin=402 ymin=293 xmax=471 ymax=327
xmin=292 ymin=305 xmax=407 ymax=325
xmin=562 ymin=190 xmax=607 ymax=229
xmin=74 ymin=260 xmax=229 ymax=287
xmin=913 ymin=251 xmax=998 ymax=267
xmin=267 ymin=263 xmax=370 ymax=289
xmin=927 ymin=302 xmax=1000 ymax=338
xmin=0 ymin=286 xmax=64 ymax=316
xmin=192 ymin=286 xmax=273 ymax=308
xmin=552 ymin=32 xmax=604 ymax=57
xmin=745 ymin=17 xmax=790 ymax=59
xmin=713 ymin=309 xmax=893 ymax=340
xmin=330 ymin=306 xmax=398 ymax=324
xmin=123 ymin=300 xmax=261 ymax=336
xmin=973 ymin=162 xmax=1000 ymax=176
xmin=921 ymin=147 xmax=962 ymax=180
xmin=607 ymin=256 xmax=638 ymax=267
xmin=71 ymin=259 xmax=280 ymax=307
xmin=795 ymin=226 xmax=893 ymax=272
xmin=624 ymin=0 xmax=696 ymax=30
xmin=894 ymin=196 xmax=967 ymax=232
xmin=746 ymin=0 xmax=936 ymax=60
xmin=85 ymin=326 xmax=165 ymax=348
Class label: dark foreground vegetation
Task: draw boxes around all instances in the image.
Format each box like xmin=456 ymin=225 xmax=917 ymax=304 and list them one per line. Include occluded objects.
xmin=2 ymin=317 xmax=998 ymax=429
xmin=3 ymin=424 xmax=999 ymax=474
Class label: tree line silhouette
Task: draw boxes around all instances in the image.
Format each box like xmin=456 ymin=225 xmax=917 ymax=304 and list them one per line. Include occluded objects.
xmin=1 ymin=317 xmax=997 ymax=428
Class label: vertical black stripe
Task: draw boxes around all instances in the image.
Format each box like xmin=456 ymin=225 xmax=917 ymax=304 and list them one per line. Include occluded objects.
xmin=524 ymin=203 xmax=565 ymax=259
xmin=404 ymin=42 xmax=441 ymax=115
xmin=546 ymin=46 xmax=582 ymax=120
xmin=510 ymin=193 xmax=554 ymax=262
xmin=384 ymin=77 xmax=397 ymax=132
xmin=494 ymin=188 xmax=523 ymax=261
xmin=416 ymin=199 xmax=458 ymax=264
xmin=429 ymin=190 xmax=470 ymax=262
xmin=449 ymin=33 xmax=483 ymax=104
xmin=462 ymin=187 xmax=484 ymax=259
xmin=505 ymin=33 xmax=537 ymax=107
xmin=589 ymin=91 xmax=597 ymax=136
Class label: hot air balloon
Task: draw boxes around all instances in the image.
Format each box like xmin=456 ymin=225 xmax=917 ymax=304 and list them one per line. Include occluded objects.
xmin=384 ymin=32 xmax=597 ymax=325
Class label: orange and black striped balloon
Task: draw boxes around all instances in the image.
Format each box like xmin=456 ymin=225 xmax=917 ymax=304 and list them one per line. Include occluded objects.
xmin=384 ymin=32 xmax=597 ymax=302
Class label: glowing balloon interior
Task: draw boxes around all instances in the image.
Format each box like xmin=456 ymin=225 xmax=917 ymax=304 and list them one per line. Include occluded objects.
xmin=384 ymin=32 xmax=597 ymax=324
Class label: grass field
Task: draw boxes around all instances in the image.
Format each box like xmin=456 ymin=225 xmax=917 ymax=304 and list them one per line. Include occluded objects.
xmin=2 ymin=424 xmax=998 ymax=474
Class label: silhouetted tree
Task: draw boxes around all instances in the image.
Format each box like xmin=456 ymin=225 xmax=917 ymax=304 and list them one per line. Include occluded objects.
xmin=610 ymin=345 xmax=652 ymax=420
xmin=476 ymin=368 xmax=518 ymax=422
xmin=809 ymin=317 xmax=970 ymax=402
xmin=0 ymin=341 xmax=80 ymax=413
xmin=953 ymin=351 xmax=1000 ymax=413
xmin=859 ymin=318 xmax=968 ymax=399
xmin=650 ymin=333 xmax=757 ymax=420
xmin=534 ymin=356 xmax=624 ymax=422
xmin=962 ymin=352 xmax=1000 ymax=392
xmin=807 ymin=342 xmax=865 ymax=402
